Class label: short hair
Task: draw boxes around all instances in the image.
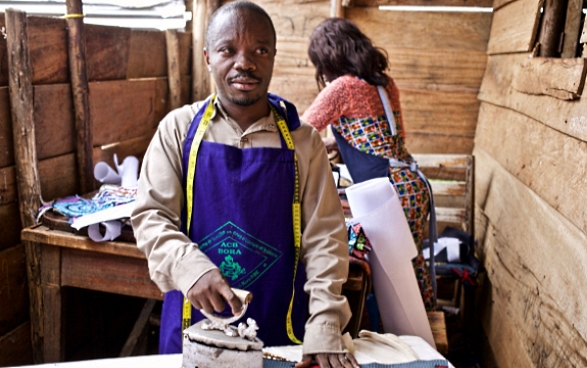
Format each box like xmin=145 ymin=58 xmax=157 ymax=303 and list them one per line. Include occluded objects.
xmin=308 ymin=18 xmax=389 ymax=88
xmin=206 ymin=1 xmax=276 ymax=47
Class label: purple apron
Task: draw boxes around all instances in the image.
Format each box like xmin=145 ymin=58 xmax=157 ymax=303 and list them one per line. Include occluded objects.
xmin=159 ymin=94 xmax=307 ymax=353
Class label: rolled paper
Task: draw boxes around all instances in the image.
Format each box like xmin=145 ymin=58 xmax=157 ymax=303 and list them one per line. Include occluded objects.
xmin=345 ymin=177 xmax=435 ymax=347
xmin=94 ymin=161 xmax=121 ymax=184
xmin=115 ymin=155 xmax=140 ymax=188
xmin=87 ymin=220 xmax=122 ymax=242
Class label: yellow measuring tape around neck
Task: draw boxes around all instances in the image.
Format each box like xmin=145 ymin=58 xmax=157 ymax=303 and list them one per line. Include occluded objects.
xmin=181 ymin=97 xmax=302 ymax=345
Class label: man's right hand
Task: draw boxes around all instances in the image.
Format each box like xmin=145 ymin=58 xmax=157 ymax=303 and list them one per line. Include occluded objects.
xmin=186 ymin=269 xmax=243 ymax=316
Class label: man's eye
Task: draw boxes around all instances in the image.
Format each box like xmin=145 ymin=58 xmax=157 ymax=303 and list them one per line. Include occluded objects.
xmin=256 ymin=48 xmax=268 ymax=55
xmin=219 ymin=47 xmax=233 ymax=54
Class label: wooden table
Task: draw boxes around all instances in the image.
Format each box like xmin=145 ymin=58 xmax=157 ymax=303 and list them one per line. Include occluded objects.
xmin=21 ymin=225 xmax=164 ymax=363
xmin=20 ymin=225 xmax=395 ymax=363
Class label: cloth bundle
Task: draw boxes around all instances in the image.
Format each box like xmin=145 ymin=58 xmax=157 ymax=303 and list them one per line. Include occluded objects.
xmin=347 ymin=221 xmax=372 ymax=259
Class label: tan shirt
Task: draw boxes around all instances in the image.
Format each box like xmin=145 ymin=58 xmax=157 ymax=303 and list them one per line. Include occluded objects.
xmin=131 ymin=97 xmax=352 ymax=354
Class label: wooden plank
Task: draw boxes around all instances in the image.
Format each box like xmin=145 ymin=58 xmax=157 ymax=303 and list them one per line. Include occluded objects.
xmin=264 ymin=1 xmax=330 ymax=39
xmin=0 ymin=16 xmax=8 ymax=87
xmin=192 ymin=0 xmax=212 ymax=102
xmin=40 ymin=245 xmax=62 ymax=362
xmin=512 ymin=57 xmax=586 ymax=100
xmin=493 ymin=0 xmax=516 ymax=10
xmin=119 ymin=299 xmax=157 ymax=357
xmin=0 ymin=322 xmax=33 ymax=367
xmin=89 ymin=79 xmax=168 ymax=146
xmin=85 ymin=24 xmax=131 ymax=81
xmin=426 ymin=311 xmax=448 ymax=357
xmin=21 ymin=225 xmax=147 ymax=259
xmin=0 ymin=203 xmax=22 ymax=253
xmin=0 ymin=87 xmax=14 ymax=168
xmin=405 ymin=132 xmax=474 ymax=154
xmin=429 ymin=180 xmax=466 ymax=197
xmin=166 ymin=29 xmax=183 ymax=110
xmin=39 ymin=154 xmax=77 ymax=202
xmin=0 ymin=245 xmax=29 ymax=336
xmin=353 ymin=0 xmax=493 ymax=6
xmin=400 ymin=87 xmax=481 ymax=136
xmin=435 ymin=207 xmax=466 ymax=223
xmin=6 ymin=9 xmax=41 ymax=229
xmin=127 ymin=30 xmax=167 ymax=79
xmin=269 ymin=76 xmax=318 ymax=114
xmin=478 ymin=53 xmax=587 ymax=143
xmin=475 ymin=102 xmax=587 ymax=235
xmin=387 ymin=48 xmax=488 ymax=89
xmin=475 ymin=147 xmax=587 ymax=351
xmin=93 ymin=135 xmax=152 ymax=168
xmin=60 ymin=247 xmax=164 ymax=300
xmin=477 ymin=269 xmax=535 ymax=368
xmin=66 ymin=0 xmax=95 ymax=194
xmin=348 ymin=7 xmax=491 ymax=52
xmin=537 ymin=0 xmax=567 ymax=57
xmin=561 ymin=0 xmax=583 ymax=58
xmin=28 ymin=16 xmax=69 ymax=85
xmin=487 ymin=0 xmax=542 ymax=55
xmin=177 ymin=31 xmax=193 ymax=77
xmin=23 ymin=240 xmax=42 ymax=363
xmin=0 ymin=166 xmax=16 ymax=206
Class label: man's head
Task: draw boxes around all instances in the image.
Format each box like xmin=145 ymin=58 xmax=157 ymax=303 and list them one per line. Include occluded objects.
xmin=204 ymin=1 xmax=277 ymax=112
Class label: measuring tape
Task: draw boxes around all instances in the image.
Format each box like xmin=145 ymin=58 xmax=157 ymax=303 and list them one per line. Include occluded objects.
xmin=182 ymin=96 xmax=302 ymax=345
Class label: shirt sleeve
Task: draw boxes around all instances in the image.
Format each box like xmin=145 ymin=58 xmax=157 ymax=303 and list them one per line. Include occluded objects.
xmin=295 ymin=124 xmax=352 ymax=355
xmin=301 ymin=80 xmax=348 ymax=133
xmin=131 ymin=106 xmax=218 ymax=296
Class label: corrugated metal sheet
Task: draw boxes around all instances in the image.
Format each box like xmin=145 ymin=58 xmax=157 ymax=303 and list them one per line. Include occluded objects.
xmin=0 ymin=0 xmax=188 ymax=29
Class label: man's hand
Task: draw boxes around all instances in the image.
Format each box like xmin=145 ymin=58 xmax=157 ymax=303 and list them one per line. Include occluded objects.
xmin=295 ymin=353 xmax=360 ymax=368
xmin=186 ymin=269 xmax=243 ymax=316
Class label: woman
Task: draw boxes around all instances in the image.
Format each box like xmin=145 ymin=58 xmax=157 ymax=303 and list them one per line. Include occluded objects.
xmin=302 ymin=18 xmax=435 ymax=310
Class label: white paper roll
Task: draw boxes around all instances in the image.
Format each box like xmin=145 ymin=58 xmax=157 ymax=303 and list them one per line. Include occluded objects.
xmin=88 ymin=220 xmax=122 ymax=242
xmin=94 ymin=161 xmax=121 ymax=185
xmin=115 ymin=155 xmax=139 ymax=188
xmin=345 ymin=177 xmax=435 ymax=347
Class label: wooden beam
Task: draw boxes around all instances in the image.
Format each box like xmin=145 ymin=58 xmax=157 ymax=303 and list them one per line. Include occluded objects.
xmin=0 ymin=245 xmax=29 ymax=336
xmin=166 ymin=29 xmax=182 ymax=110
xmin=119 ymin=299 xmax=157 ymax=357
xmin=0 ymin=322 xmax=33 ymax=367
xmin=561 ymin=0 xmax=582 ymax=58
xmin=353 ymin=0 xmax=493 ymax=6
xmin=487 ymin=0 xmax=542 ymax=55
xmin=478 ymin=53 xmax=587 ymax=143
xmin=538 ymin=0 xmax=569 ymax=57
xmin=6 ymin=9 xmax=40 ymax=228
xmin=512 ymin=57 xmax=586 ymax=100
xmin=330 ymin=0 xmax=344 ymax=18
xmin=192 ymin=0 xmax=211 ymax=102
xmin=475 ymin=102 xmax=587 ymax=236
xmin=65 ymin=0 xmax=95 ymax=194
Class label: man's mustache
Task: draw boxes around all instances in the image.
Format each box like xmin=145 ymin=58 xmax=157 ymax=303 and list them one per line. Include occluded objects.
xmin=227 ymin=72 xmax=261 ymax=83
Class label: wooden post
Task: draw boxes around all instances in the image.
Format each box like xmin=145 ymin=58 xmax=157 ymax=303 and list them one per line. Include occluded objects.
xmin=5 ymin=8 xmax=44 ymax=364
xmin=561 ymin=0 xmax=583 ymax=58
xmin=65 ymin=0 xmax=95 ymax=194
xmin=166 ymin=30 xmax=182 ymax=110
xmin=330 ymin=0 xmax=344 ymax=18
xmin=185 ymin=0 xmax=194 ymax=32
xmin=538 ymin=0 xmax=569 ymax=57
xmin=192 ymin=0 xmax=210 ymax=102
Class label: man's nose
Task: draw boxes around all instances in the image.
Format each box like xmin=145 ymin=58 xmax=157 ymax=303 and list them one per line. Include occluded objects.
xmin=233 ymin=51 xmax=255 ymax=71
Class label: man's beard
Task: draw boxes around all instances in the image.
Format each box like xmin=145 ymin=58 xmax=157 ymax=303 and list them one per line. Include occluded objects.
xmin=229 ymin=94 xmax=263 ymax=107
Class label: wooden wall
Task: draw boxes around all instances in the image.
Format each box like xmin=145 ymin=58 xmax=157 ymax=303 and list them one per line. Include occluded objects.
xmin=474 ymin=0 xmax=587 ymax=366
xmin=0 ymin=14 xmax=191 ymax=366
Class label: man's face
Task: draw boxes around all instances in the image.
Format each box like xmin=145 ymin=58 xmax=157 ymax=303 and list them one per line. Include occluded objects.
xmin=204 ymin=10 xmax=276 ymax=109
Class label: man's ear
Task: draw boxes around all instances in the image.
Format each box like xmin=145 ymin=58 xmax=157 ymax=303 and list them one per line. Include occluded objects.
xmin=203 ymin=48 xmax=211 ymax=71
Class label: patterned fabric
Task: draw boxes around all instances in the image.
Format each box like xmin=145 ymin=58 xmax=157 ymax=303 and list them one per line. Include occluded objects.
xmin=303 ymin=75 xmax=435 ymax=310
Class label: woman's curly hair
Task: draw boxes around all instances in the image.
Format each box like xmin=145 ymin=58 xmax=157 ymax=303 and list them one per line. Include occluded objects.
xmin=308 ymin=18 xmax=389 ymax=89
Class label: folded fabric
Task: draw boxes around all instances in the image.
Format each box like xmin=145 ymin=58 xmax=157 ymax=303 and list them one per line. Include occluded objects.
xmin=346 ymin=221 xmax=372 ymax=259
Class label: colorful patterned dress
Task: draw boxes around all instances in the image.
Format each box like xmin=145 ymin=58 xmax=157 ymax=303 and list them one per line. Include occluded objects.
xmin=302 ymin=75 xmax=435 ymax=310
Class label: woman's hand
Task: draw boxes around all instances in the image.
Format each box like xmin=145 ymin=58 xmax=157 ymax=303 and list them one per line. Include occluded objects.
xmin=295 ymin=353 xmax=360 ymax=368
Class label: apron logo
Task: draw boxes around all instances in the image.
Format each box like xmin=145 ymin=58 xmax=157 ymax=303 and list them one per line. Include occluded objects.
xmin=219 ymin=255 xmax=246 ymax=280
xmin=198 ymin=222 xmax=283 ymax=289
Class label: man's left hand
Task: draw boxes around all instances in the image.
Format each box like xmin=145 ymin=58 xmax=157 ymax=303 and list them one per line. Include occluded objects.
xmin=295 ymin=353 xmax=360 ymax=368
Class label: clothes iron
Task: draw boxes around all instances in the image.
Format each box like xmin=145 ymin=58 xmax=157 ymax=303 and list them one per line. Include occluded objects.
xmin=182 ymin=289 xmax=264 ymax=368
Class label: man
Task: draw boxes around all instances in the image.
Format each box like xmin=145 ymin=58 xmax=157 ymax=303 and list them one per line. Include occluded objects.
xmin=131 ymin=2 xmax=359 ymax=367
